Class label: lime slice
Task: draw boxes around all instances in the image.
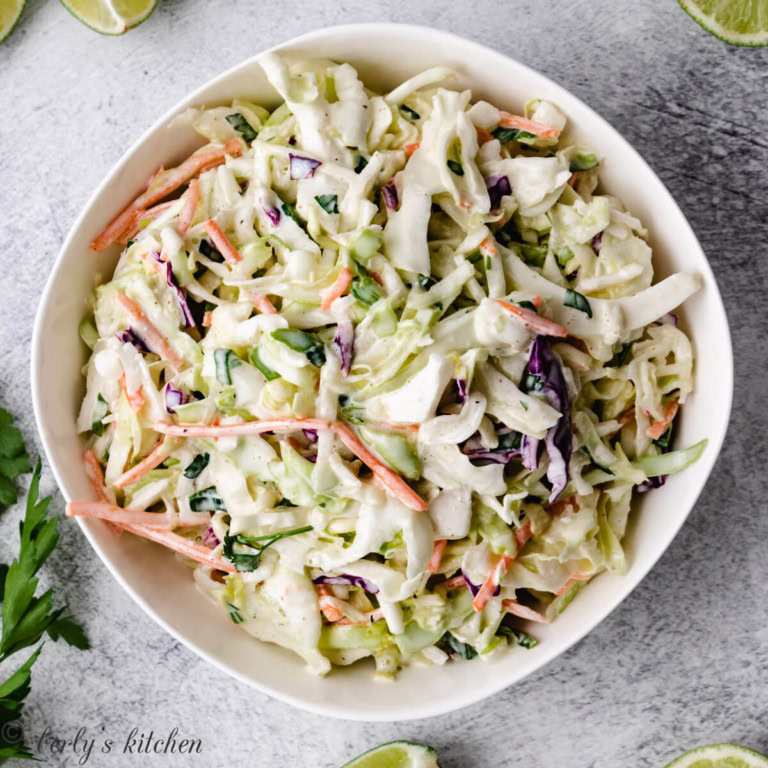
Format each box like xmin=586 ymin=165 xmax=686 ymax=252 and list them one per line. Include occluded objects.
xmin=0 ymin=0 xmax=25 ymax=43
xmin=665 ymin=743 xmax=768 ymax=768
xmin=679 ymin=0 xmax=768 ymax=46
xmin=58 ymin=0 xmax=157 ymax=35
xmin=342 ymin=741 xmax=440 ymax=768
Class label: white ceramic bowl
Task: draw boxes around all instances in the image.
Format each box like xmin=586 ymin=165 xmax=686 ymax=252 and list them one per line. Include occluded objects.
xmin=31 ymin=23 xmax=733 ymax=721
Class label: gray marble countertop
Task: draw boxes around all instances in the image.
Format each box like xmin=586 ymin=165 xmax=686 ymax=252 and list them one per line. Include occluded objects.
xmin=1 ymin=1 xmax=767 ymax=766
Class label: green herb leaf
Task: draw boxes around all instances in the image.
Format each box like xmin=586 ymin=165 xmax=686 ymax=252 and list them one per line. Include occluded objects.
xmin=516 ymin=300 xmax=538 ymax=312
xmin=222 ymin=525 xmax=313 ymax=572
xmin=569 ymin=152 xmax=599 ymax=172
xmin=564 ymin=288 xmax=593 ymax=318
xmin=90 ymin=394 xmax=108 ymax=437
xmin=225 ymin=112 xmax=257 ymax=143
xmin=496 ymin=624 xmax=538 ymax=649
xmin=466 ymin=250 xmax=483 ymax=264
xmin=440 ymin=631 xmax=477 ymax=660
xmin=271 ymin=328 xmax=317 ymax=352
xmin=351 ymin=277 xmax=382 ymax=307
xmin=417 ymin=274 xmax=437 ymax=291
xmin=314 ymin=194 xmax=339 ymax=214
xmin=226 ymin=603 xmax=244 ymax=624
xmin=447 ymin=160 xmax=464 ymax=176
xmin=399 ymin=104 xmax=420 ymax=120
xmin=249 ymin=347 xmax=280 ymax=381
xmin=214 ymin=349 xmax=241 ymax=386
xmin=306 ymin=346 xmax=327 ymax=367
xmin=183 ymin=453 xmax=210 ymax=479
xmin=492 ymin=126 xmax=537 ymax=144
xmin=281 ymin=201 xmax=302 ymax=225
xmin=189 ymin=487 xmax=226 ymax=513
xmin=654 ymin=425 xmax=673 ymax=451
xmin=520 ymin=400 xmax=529 ymax=411
xmin=46 ymin=615 xmax=90 ymax=650
xmin=497 ymin=431 xmax=522 ymax=450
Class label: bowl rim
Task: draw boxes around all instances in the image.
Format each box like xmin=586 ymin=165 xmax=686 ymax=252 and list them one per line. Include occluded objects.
xmin=30 ymin=21 xmax=733 ymax=721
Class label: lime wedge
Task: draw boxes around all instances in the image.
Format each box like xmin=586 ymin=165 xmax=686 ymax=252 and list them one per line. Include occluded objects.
xmin=59 ymin=0 xmax=157 ymax=35
xmin=679 ymin=0 xmax=768 ymax=46
xmin=0 ymin=0 xmax=25 ymax=43
xmin=342 ymin=741 xmax=440 ymax=768
xmin=665 ymin=743 xmax=768 ymax=768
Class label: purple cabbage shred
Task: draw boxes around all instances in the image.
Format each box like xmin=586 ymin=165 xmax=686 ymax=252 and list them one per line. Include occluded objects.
xmin=165 ymin=385 xmax=193 ymax=414
xmin=381 ymin=181 xmax=399 ymax=210
xmin=116 ymin=328 xmax=150 ymax=354
xmin=289 ymin=153 xmax=322 ymax=180
xmin=303 ymin=429 xmax=319 ymax=443
xmin=485 ymin=175 xmax=512 ymax=210
xmin=312 ymin=574 xmax=379 ymax=594
xmin=333 ymin=321 xmax=355 ymax=376
xmin=592 ymin=231 xmax=604 ymax=254
xmin=463 ymin=571 xmax=500 ymax=597
xmin=456 ymin=378 xmax=468 ymax=405
xmin=203 ymin=527 xmax=220 ymax=549
xmin=262 ymin=198 xmax=281 ymax=226
xmin=165 ymin=262 xmax=195 ymax=328
xmin=521 ymin=336 xmax=572 ymax=502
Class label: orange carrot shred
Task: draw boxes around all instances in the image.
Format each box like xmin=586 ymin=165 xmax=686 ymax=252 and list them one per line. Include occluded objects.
xmin=176 ymin=178 xmax=200 ymax=236
xmin=320 ymin=268 xmax=353 ymax=311
xmin=427 ymin=539 xmax=447 ymax=573
xmin=494 ymin=299 xmax=568 ymax=338
xmin=113 ymin=440 xmax=172 ymax=489
xmin=204 ymin=219 xmax=242 ymax=265
xmin=647 ymin=399 xmax=679 ymax=440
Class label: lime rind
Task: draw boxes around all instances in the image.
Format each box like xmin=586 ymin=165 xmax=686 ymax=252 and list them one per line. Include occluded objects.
xmin=678 ymin=0 xmax=768 ymax=46
xmin=342 ymin=741 xmax=439 ymax=768
xmin=0 ymin=0 xmax=26 ymax=43
xmin=665 ymin=743 xmax=768 ymax=768
xmin=58 ymin=0 xmax=157 ymax=36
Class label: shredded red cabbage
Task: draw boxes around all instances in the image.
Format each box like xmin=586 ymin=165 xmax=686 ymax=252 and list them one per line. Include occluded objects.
xmin=333 ymin=321 xmax=355 ymax=376
xmin=262 ymin=198 xmax=281 ymax=226
xmin=203 ymin=527 xmax=220 ymax=548
xmin=116 ymin=328 xmax=150 ymax=354
xmin=164 ymin=261 xmax=195 ymax=328
xmin=456 ymin=378 xmax=468 ymax=404
xmin=463 ymin=571 xmax=500 ymax=597
xmin=521 ymin=336 xmax=572 ymax=502
xmin=289 ymin=153 xmax=322 ymax=180
xmin=485 ymin=175 xmax=512 ymax=210
xmin=591 ymin=231 xmax=604 ymax=254
xmin=165 ymin=384 xmax=193 ymax=414
xmin=303 ymin=428 xmax=319 ymax=443
xmin=521 ymin=435 xmax=540 ymax=472
xmin=381 ymin=181 xmax=399 ymax=210
xmin=312 ymin=574 xmax=379 ymax=594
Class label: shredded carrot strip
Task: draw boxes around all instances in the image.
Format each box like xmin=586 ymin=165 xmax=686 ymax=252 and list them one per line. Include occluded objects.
xmin=473 ymin=553 xmax=514 ymax=613
xmin=320 ymin=268 xmax=353 ymax=311
xmin=375 ymin=421 xmax=421 ymax=433
xmin=202 ymin=311 xmax=213 ymax=327
xmin=440 ymin=574 xmax=467 ymax=590
xmin=531 ymin=295 xmax=542 ymax=310
xmin=568 ymin=172 xmax=580 ymax=188
xmin=555 ymin=573 xmax=592 ymax=596
xmin=647 ymin=399 xmax=679 ymax=440
xmin=120 ymin=372 xmax=144 ymax=413
xmin=501 ymin=599 xmax=546 ymax=623
xmin=83 ymin=450 xmax=110 ymax=502
xmin=427 ymin=539 xmax=447 ymax=573
xmin=154 ymin=418 xmax=330 ymax=438
xmin=317 ymin=585 xmax=344 ymax=622
xmin=91 ymin=138 xmax=243 ymax=251
xmin=333 ymin=422 xmax=428 ymax=512
xmin=115 ymin=292 xmax=184 ymax=372
xmin=176 ymin=178 xmax=200 ymax=236
xmin=204 ymin=219 xmax=242 ymax=264
xmin=475 ymin=126 xmax=494 ymax=144
xmin=113 ymin=441 xmax=172 ymax=489
xmin=404 ymin=141 xmax=420 ymax=157
xmin=337 ymin=609 xmax=384 ymax=627
xmin=117 ymin=522 xmax=236 ymax=572
xmin=619 ymin=408 xmax=636 ymax=426
xmin=251 ymin=293 xmax=278 ymax=314
xmin=498 ymin=112 xmax=560 ymax=139
xmin=139 ymin=251 xmax=165 ymax=275
xmin=515 ymin=519 xmax=532 ymax=551
xmin=494 ymin=299 xmax=568 ymax=338
xmin=480 ymin=237 xmax=497 ymax=258
xmin=66 ymin=502 xmax=172 ymax=529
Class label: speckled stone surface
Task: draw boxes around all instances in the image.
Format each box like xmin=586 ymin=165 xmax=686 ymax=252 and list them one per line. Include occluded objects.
xmin=1 ymin=1 xmax=767 ymax=766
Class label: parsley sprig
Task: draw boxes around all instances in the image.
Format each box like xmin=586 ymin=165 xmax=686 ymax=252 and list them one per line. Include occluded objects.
xmin=223 ymin=525 xmax=313 ymax=572
xmin=0 ymin=408 xmax=88 ymax=761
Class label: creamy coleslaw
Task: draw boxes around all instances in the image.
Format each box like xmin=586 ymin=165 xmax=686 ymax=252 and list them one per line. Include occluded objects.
xmin=72 ymin=55 xmax=706 ymax=676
